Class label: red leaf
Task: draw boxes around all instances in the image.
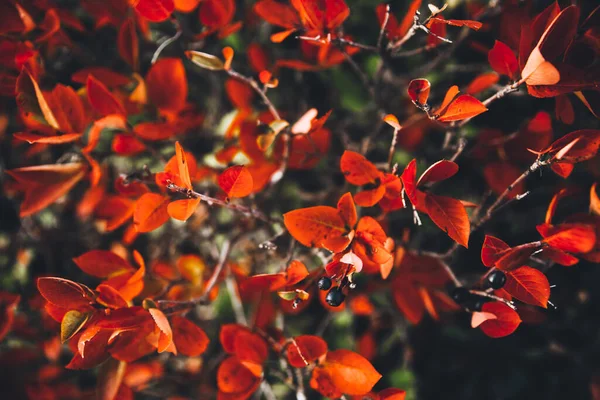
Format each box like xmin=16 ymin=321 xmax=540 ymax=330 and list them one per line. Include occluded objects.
xmin=7 ymin=163 xmax=87 ymax=217
xmin=478 ymin=302 xmax=522 ymax=338
xmin=340 ymin=151 xmax=380 ymax=186
xmin=218 ymin=166 xmax=254 ymax=198
xmin=73 ymin=251 xmax=133 ymax=278
xmin=37 ymin=277 xmax=94 ymax=309
xmin=433 ymin=18 xmax=482 ymax=30
xmin=118 ymin=18 xmax=138 ymax=70
xmin=133 ymin=193 xmax=170 ymax=232
xmin=424 ymin=194 xmax=470 ymax=247
xmin=481 ymin=235 xmax=510 ymax=267
xmin=544 ymin=130 xmax=600 ymax=164
xmin=494 ymin=242 xmax=544 ymax=271
xmin=505 ymin=266 xmax=551 ymax=308
xmin=146 ymin=58 xmax=187 ymax=113
xmin=323 ymin=349 xmax=382 ymax=395
xmin=407 ymin=79 xmax=431 ymax=106
xmin=287 ymin=335 xmax=328 ymax=368
xmin=483 ymin=161 xmax=525 ymax=198
xmin=488 ymin=40 xmax=519 ymax=79
xmin=417 ymin=160 xmax=459 ymax=186
xmin=220 ymin=324 xmax=252 ymax=353
xmin=254 ymin=0 xmax=300 ymax=30
xmin=171 ymin=316 xmax=210 ymax=357
xmin=400 ymin=159 xmax=417 ymax=204
xmin=95 ymin=307 xmax=152 ymax=330
xmin=133 ymin=0 xmax=175 ymax=22
xmin=234 ymin=330 xmax=267 ymax=376
xmin=87 ymin=75 xmax=125 ymax=117
xmin=522 ymin=6 xmax=579 ymax=85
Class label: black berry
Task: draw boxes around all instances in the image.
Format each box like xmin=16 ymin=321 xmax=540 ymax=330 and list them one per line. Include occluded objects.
xmin=317 ymin=277 xmax=332 ymax=291
xmin=451 ymin=287 xmax=471 ymax=305
xmin=325 ymin=287 xmax=345 ymax=307
xmin=486 ymin=270 xmax=507 ymax=290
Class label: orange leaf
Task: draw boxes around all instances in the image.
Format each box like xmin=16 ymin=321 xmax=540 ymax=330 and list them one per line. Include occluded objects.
xmin=217 ymin=356 xmax=260 ymax=395
xmin=171 ymin=316 xmax=210 ymax=357
xmin=323 ymin=349 xmax=382 ymax=395
xmin=505 ymin=266 xmax=551 ymax=308
xmin=73 ymin=250 xmax=133 ymax=278
xmin=148 ymin=308 xmax=176 ymax=354
xmin=284 ymin=206 xmax=349 ymax=252
xmin=436 ymin=94 xmax=488 ymax=122
xmin=175 ymin=141 xmax=192 ymax=189
xmin=478 ymin=302 xmax=521 ymax=338
xmin=465 ymin=72 xmax=499 ymax=95
xmin=340 ymin=151 xmax=380 ymax=186
xmin=133 ymin=193 xmax=170 ymax=232
xmin=167 ymin=198 xmax=200 ymax=221
xmin=537 ymin=223 xmax=596 ymax=253
xmin=591 ymin=183 xmax=600 ymax=216
xmin=87 ymin=75 xmax=125 ymax=116
xmin=287 ymin=335 xmax=328 ymax=368
xmin=218 ymin=166 xmax=254 ymax=198
xmin=337 ymin=192 xmax=357 ymax=228
xmin=424 ymin=194 xmax=470 ymax=247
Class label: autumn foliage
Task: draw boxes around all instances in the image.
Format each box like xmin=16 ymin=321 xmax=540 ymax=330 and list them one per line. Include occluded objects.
xmin=1 ymin=0 xmax=600 ymax=399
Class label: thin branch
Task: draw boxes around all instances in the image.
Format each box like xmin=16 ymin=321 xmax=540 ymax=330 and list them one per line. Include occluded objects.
xmin=469 ymin=290 xmax=516 ymax=310
xmin=377 ymin=4 xmax=390 ymax=50
xmin=227 ymin=69 xmax=281 ymax=121
xmin=151 ymin=18 xmax=182 ymax=64
xmin=422 ymin=251 xmax=461 ymax=286
xmin=167 ymin=182 xmax=277 ymax=224
xmin=226 ymin=270 xmax=248 ymax=326
xmin=158 ymin=238 xmax=234 ymax=314
xmin=387 ymin=127 xmax=400 ymax=171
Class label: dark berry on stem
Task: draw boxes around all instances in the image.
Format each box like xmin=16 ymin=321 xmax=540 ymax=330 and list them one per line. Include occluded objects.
xmin=326 ymin=287 xmax=345 ymax=307
xmin=451 ymin=287 xmax=471 ymax=305
xmin=317 ymin=277 xmax=332 ymax=291
xmin=486 ymin=270 xmax=507 ymax=290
